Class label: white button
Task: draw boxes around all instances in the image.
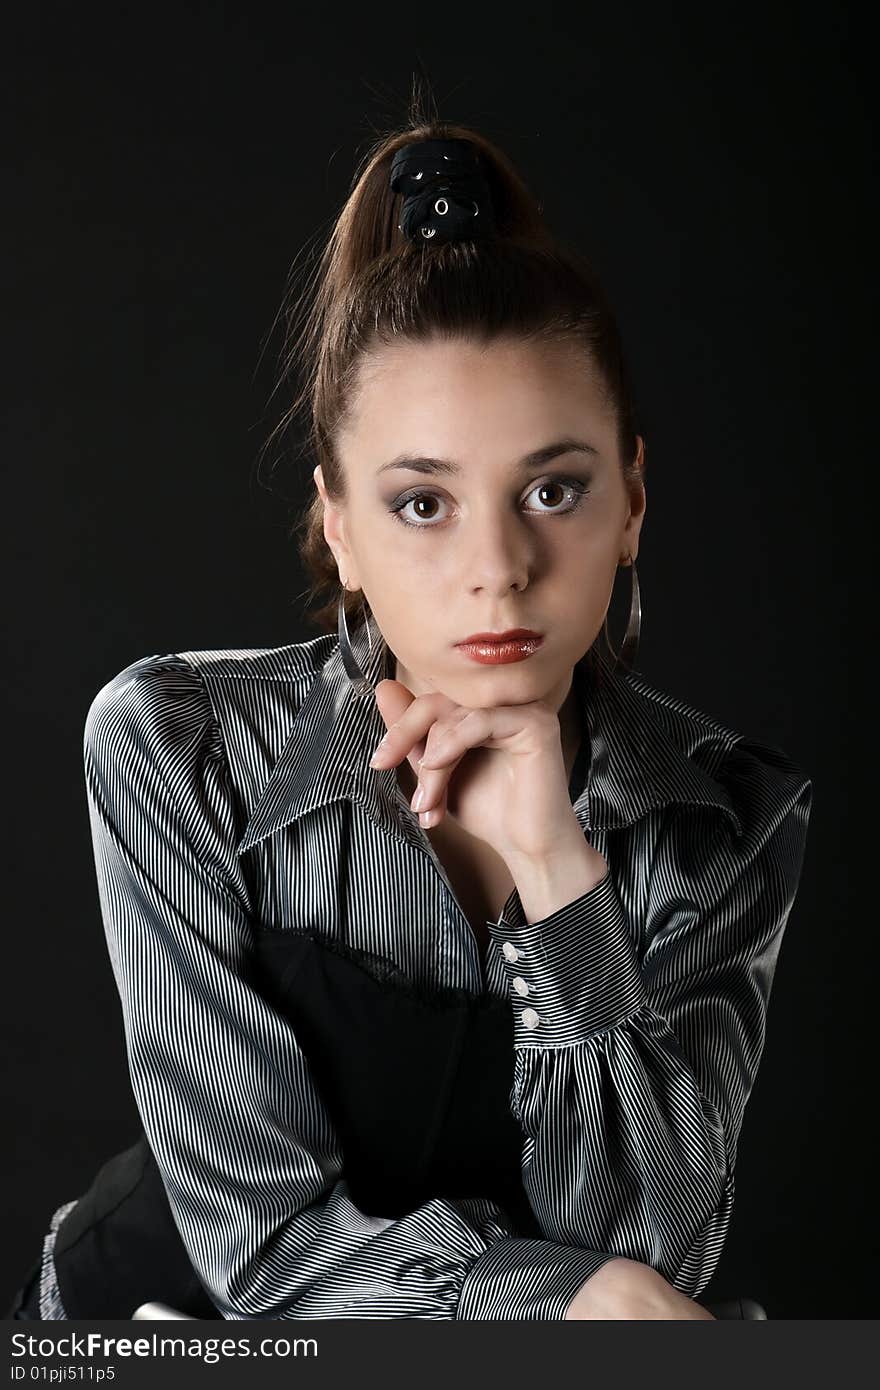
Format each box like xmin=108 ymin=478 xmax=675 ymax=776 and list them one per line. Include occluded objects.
xmin=521 ymin=1007 xmax=540 ymax=1029
xmin=502 ymin=942 xmax=520 ymax=962
xmin=512 ymin=976 xmax=529 ymax=997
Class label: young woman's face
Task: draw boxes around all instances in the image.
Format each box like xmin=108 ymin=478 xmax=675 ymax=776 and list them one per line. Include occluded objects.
xmin=317 ymin=334 xmax=646 ymax=715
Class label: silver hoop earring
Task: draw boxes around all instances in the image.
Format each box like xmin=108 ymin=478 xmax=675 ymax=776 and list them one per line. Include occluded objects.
xmin=338 ymin=583 xmax=383 ymax=697
xmin=602 ymin=556 xmax=641 ymax=675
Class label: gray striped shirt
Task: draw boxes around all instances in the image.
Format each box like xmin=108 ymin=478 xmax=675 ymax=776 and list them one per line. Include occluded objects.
xmin=37 ymin=631 xmax=812 ymax=1319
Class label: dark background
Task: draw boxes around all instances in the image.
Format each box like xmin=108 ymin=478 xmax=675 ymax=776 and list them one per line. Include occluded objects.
xmin=3 ymin=3 xmax=873 ymax=1319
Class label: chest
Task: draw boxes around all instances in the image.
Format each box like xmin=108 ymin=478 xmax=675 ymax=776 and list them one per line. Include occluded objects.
xmin=423 ymin=822 xmax=516 ymax=965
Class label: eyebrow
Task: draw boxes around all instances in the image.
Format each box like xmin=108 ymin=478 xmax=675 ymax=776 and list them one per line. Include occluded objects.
xmin=375 ymin=436 xmax=600 ymax=477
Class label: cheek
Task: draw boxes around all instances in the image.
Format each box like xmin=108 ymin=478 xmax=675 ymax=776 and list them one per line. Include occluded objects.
xmin=380 ymin=544 xmax=456 ymax=592
xmin=576 ymin=522 xmax=622 ymax=575
xmin=557 ymin=548 xmax=618 ymax=618
xmin=554 ymin=532 xmax=613 ymax=581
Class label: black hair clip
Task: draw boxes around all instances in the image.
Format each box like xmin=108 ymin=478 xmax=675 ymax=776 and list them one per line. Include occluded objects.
xmin=389 ymin=138 xmax=496 ymax=243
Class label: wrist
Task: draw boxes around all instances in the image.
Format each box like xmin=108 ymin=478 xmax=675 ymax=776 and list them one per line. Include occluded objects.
xmin=505 ymin=825 xmax=608 ymax=927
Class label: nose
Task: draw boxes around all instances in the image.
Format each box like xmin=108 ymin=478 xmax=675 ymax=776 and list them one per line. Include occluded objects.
xmin=462 ymin=507 xmax=532 ymax=595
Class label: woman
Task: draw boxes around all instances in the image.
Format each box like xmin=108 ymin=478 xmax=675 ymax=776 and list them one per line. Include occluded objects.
xmin=9 ymin=111 xmax=811 ymax=1322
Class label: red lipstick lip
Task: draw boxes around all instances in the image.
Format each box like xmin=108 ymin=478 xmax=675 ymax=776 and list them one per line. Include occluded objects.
xmin=456 ymin=629 xmax=542 ymax=644
xmin=454 ymin=632 xmax=544 ymax=666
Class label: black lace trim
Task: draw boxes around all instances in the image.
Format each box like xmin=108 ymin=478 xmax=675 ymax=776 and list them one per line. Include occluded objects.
xmin=253 ymin=925 xmax=510 ymax=1015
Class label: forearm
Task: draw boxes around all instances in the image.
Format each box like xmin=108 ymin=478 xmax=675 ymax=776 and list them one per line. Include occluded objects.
xmin=506 ymin=819 xmax=608 ymax=925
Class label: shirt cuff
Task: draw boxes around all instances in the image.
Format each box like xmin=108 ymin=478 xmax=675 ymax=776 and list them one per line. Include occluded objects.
xmin=487 ymin=867 xmax=648 ymax=1048
xmin=456 ymin=1238 xmax=618 ymax=1319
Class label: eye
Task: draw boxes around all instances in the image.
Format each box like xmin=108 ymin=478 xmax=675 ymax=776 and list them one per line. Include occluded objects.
xmin=388 ymin=476 xmax=591 ymax=530
xmin=523 ymin=477 xmax=591 ymax=515
xmin=389 ymin=491 xmax=451 ymax=527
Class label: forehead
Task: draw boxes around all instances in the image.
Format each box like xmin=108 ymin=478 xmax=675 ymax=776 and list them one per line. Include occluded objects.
xmin=340 ymin=335 xmax=616 ymax=457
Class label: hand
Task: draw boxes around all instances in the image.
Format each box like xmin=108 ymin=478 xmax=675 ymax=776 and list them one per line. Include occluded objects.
xmin=564 ymin=1257 xmax=717 ymax=1320
xmin=367 ymin=677 xmax=582 ymax=864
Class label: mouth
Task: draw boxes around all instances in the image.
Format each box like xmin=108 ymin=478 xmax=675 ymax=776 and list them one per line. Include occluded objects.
xmin=454 ymin=630 xmax=545 ymax=666
xmin=456 ymin=629 xmax=543 ymax=644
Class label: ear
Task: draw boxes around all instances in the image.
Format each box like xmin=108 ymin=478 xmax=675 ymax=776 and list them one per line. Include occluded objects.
xmin=313 ymin=464 xmax=328 ymax=506
xmin=313 ymin=465 xmax=359 ymax=589
xmin=622 ymin=435 xmax=647 ymax=559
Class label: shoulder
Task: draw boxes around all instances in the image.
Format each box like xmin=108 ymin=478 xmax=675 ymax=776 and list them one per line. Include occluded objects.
xmin=622 ymin=666 xmax=751 ymax=771
xmin=620 ymin=666 xmax=812 ymax=844
xmin=83 ymin=634 xmax=335 ymax=765
xmin=173 ymin=634 xmax=335 ymax=692
xmin=83 ymin=651 xmax=210 ymax=760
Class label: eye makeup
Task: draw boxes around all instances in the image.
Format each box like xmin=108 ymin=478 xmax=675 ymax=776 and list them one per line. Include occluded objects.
xmin=386 ymin=474 xmax=593 ymax=530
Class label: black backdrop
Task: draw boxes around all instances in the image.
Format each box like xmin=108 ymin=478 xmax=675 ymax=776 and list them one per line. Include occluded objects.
xmin=3 ymin=3 xmax=873 ymax=1319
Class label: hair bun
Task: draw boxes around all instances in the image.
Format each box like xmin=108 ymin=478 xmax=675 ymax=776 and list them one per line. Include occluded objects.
xmin=389 ymin=137 xmax=497 ymax=243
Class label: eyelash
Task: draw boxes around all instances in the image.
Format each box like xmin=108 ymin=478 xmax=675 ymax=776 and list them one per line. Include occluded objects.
xmin=388 ymin=476 xmax=592 ymax=530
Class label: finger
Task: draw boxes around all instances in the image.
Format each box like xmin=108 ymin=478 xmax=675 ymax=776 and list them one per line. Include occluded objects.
xmin=368 ymin=680 xmax=421 ymax=772
xmin=416 ymin=779 xmax=449 ymax=830
xmin=408 ymin=707 xmax=474 ymax=809
xmin=372 ymin=679 xmax=418 ymax=737
xmin=408 ymin=708 xmax=492 ymax=819
xmin=418 ymin=702 xmax=557 ymax=771
xmin=411 ymin=745 xmax=465 ymax=822
xmin=417 ymin=707 xmax=496 ymax=770
xmin=416 ymin=706 xmax=472 ymax=774
xmin=368 ymin=689 xmax=460 ymax=770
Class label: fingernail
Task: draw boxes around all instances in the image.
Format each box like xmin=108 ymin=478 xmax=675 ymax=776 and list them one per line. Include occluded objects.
xmin=411 ymin=783 xmax=425 ymax=812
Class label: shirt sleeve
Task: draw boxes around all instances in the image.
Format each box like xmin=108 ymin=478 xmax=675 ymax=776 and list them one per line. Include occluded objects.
xmin=466 ymin=733 xmax=812 ymax=1313
xmin=82 ymin=652 xmax=621 ymax=1320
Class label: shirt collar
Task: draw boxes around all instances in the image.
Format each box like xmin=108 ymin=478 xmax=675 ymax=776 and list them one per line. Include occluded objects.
xmin=236 ymin=633 xmax=742 ymax=857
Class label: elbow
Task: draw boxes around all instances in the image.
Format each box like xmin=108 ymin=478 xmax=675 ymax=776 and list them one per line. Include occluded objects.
xmin=668 ymin=1171 xmax=736 ymax=1300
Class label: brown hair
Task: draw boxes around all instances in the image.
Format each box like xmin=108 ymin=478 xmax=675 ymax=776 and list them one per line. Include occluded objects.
xmin=261 ymin=80 xmax=644 ymax=685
